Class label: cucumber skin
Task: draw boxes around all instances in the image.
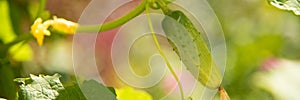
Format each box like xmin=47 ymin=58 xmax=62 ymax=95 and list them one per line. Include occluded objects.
xmin=163 ymin=10 xmax=222 ymax=89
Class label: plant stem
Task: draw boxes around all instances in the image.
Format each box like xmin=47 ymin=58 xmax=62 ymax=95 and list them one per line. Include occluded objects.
xmin=6 ymin=33 xmax=33 ymax=47
xmin=76 ymin=0 xmax=147 ymax=33
xmin=157 ymin=0 xmax=171 ymax=14
xmin=145 ymin=3 xmax=185 ymax=100
xmin=36 ymin=0 xmax=47 ymax=19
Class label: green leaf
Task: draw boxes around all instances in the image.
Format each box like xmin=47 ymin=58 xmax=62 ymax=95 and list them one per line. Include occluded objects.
xmin=57 ymin=83 xmax=86 ymax=100
xmin=107 ymin=87 xmax=116 ymax=96
xmin=14 ymin=73 xmax=64 ymax=100
xmin=0 ymin=0 xmax=16 ymax=43
xmin=270 ymin=0 xmax=300 ymax=15
xmin=0 ymin=0 xmax=33 ymax=62
xmin=80 ymin=80 xmax=116 ymax=100
xmin=162 ymin=10 xmax=222 ymax=89
xmin=0 ymin=66 xmax=16 ymax=100
xmin=9 ymin=42 xmax=33 ymax=61
xmin=57 ymin=80 xmax=117 ymax=100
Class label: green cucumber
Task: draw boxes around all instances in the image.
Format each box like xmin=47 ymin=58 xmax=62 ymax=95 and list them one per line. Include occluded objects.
xmin=162 ymin=10 xmax=222 ymax=89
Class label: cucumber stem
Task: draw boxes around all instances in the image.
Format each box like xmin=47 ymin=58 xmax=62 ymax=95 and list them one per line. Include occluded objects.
xmin=76 ymin=0 xmax=147 ymax=33
xmin=157 ymin=0 xmax=171 ymax=14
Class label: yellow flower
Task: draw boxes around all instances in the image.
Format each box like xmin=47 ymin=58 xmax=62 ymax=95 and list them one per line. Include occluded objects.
xmin=30 ymin=16 xmax=78 ymax=46
xmin=50 ymin=16 xmax=78 ymax=34
xmin=115 ymin=86 xmax=152 ymax=100
xmin=30 ymin=18 xmax=51 ymax=46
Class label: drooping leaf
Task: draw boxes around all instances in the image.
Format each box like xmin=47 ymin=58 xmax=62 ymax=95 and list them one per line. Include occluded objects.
xmin=80 ymin=80 xmax=116 ymax=100
xmin=270 ymin=0 xmax=300 ymax=15
xmin=162 ymin=10 xmax=222 ymax=89
xmin=58 ymin=80 xmax=116 ymax=100
xmin=14 ymin=73 xmax=64 ymax=100
xmin=0 ymin=66 xmax=17 ymax=100
xmin=57 ymin=83 xmax=86 ymax=100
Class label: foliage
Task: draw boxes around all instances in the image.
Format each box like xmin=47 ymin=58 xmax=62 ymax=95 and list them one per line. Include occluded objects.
xmin=270 ymin=0 xmax=300 ymax=15
xmin=57 ymin=83 xmax=86 ymax=100
xmin=57 ymin=80 xmax=117 ymax=100
xmin=80 ymin=80 xmax=116 ymax=100
xmin=0 ymin=66 xmax=16 ymax=99
xmin=1 ymin=0 xmax=300 ymax=99
xmin=14 ymin=74 xmax=64 ymax=100
xmin=0 ymin=0 xmax=33 ymax=61
xmin=14 ymin=74 xmax=118 ymax=100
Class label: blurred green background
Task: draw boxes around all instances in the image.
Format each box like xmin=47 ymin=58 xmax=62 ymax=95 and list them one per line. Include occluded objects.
xmin=1 ymin=0 xmax=300 ymax=100
xmin=209 ymin=0 xmax=300 ymax=99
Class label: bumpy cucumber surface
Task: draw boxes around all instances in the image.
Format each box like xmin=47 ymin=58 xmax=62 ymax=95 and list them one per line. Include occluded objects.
xmin=162 ymin=10 xmax=222 ymax=89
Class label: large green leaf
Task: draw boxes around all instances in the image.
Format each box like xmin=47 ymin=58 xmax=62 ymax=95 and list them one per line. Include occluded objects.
xmin=57 ymin=83 xmax=86 ymax=100
xmin=57 ymin=80 xmax=116 ymax=100
xmin=14 ymin=74 xmax=64 ymax=100
xmin=80 ymin=80 xmax=116 ymax=100
xmin=0 ymin=66 xmax=16 ymax=100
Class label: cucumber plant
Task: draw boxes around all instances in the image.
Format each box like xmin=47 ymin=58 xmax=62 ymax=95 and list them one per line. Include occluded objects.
xmin=7 ymin=0 xmax=229 ymax=99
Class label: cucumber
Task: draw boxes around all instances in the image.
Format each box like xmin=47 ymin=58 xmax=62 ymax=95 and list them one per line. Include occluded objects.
xmin=162 ymin=10 xmax=222 ymax=89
